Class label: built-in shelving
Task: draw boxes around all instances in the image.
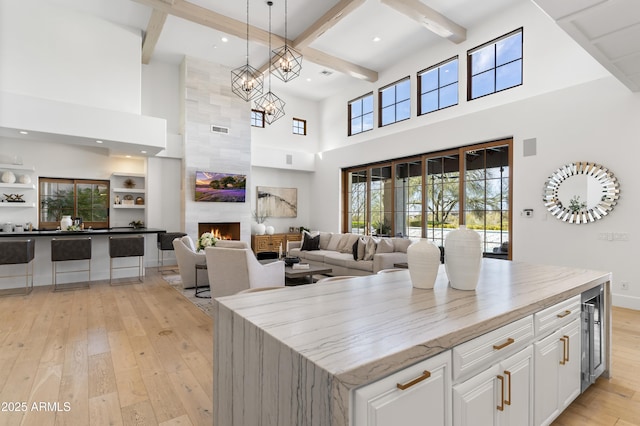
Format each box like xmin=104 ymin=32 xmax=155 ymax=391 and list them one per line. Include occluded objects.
xmin=112 ymin=188 xmax=146 ymax=194
xmin=112 ymin=204 xmax=145 ymax=209
xmin=110 ymin=172 xmax=146 ymax=227
xmin=0 ymin=163 xmax=35 ymax=172
xmin=0 ymin=164 xmax=36 ymax=209
xmin=0 ymin=183 xmax=36 ymax=190
xmin=0 ymin=202 xmax=36 ymax=208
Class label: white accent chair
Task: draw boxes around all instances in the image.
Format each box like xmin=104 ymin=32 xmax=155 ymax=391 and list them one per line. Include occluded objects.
xmin=173 ymin=236 xmax=208 ymax=289
xmin=205 ymin=245 xmax=285 ymax=297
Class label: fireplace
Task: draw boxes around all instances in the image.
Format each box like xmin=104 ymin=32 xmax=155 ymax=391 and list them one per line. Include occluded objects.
xmin=198 ymin=222 xmax=241 ymax=240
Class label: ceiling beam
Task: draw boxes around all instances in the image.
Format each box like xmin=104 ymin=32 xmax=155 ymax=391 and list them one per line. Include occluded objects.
xmin=132 ymin=0 xmax=378 ymax=81
xmin=141 ymin=9 xmax=168 ymax=64
xmin=380 ymin=0 xmax=466 ymax=44
xmin=293 ymin=0 xmax=366 ymax=51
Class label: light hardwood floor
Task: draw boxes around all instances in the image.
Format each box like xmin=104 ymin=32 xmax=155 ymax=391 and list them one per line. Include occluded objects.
xmin=0 ymin=270 xmax=638 ymax=425
xmin=0 ymin=269 xmax=212 ymax=426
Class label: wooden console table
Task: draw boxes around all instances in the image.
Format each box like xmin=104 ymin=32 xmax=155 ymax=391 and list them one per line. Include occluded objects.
xmin=251 ymin=233 xmax=301 ymax=255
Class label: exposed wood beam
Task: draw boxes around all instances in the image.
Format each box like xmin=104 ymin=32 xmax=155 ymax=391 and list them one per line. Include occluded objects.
xmin=141 ymin=9 xmax=168 ymax=64
xmin=132 ymin=0 xmax=378 ymax=81
xmin=381 ymin=0 xmax=466 ymax=44
xmin=293 ymin=0 xmax=366 ymax=51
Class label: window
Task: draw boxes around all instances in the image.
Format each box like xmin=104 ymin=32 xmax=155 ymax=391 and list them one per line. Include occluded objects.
xmin=292 ymin=118 xmax=306 ymax=135
xmin=418 ymin=57 xmax=458 ymax=115
xmin=39 ymin=177 xmax=110 ymax=230
xmin=251 ymin=109 xmax=265 ymax=128
xmin=468 ymin=29 xmax=523 ymax=100
xmin=379 ymin=77 xmax=411 ymax=127
xmin=348 ymin=93 xmax=374 ymax=136
xmin=342 ymin=139 xmax=512 ymax=258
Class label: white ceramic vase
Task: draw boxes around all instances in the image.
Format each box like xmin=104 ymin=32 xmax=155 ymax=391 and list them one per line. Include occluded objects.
xmin=407 ymin=239 xmax=441 ymax=289
xmin=265 ymin=225 xmax=275 ymax=235
xmin=444 ymin=225 xmax=482 ymax=291
xmin=254 ymin=223 xmax=266 ymax=235
xmin=1 ymin=170 xmax=16 ymax=183
xmin=60 ymin=215 xmax=73 ymax=231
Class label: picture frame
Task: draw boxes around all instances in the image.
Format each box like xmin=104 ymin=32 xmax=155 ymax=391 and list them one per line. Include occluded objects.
xmin=257 ymin=186 xmax=297 ymax=218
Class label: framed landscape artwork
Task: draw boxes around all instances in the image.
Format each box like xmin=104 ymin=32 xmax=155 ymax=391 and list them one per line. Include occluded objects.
xmin=257 ymin=186 xmax=297 ymax=218
xmin=195 ymin=171 xmax=246 ymax=202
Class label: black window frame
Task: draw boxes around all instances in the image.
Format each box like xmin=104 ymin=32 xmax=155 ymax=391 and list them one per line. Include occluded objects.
xmin=348 ymin=93 xmax=374 ymax=136
xmin=417 ymin=56 xmax=459 ymax=116
xmin=378 ymin=76 xmax=411 ymax=128
xmin=251 ymin=109 xmax=265 ymax=128
xmin=292 ymin=117 xmax=307 ymax=135
xmin=467 ymin=28 xmax=523 ymax=101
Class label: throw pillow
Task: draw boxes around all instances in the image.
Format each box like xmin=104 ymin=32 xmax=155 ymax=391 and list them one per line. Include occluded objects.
xmin=364 ymin=238 xmax=378 ymax=261
xmin=352 ymin=239 xmax=359 ymax=260
xmin=376 ymin=238 xmax=394 ymax=254
xmin=319 ymin=232 xmax=332 ymax=250
xmin=338 ymin=234 xmax=360 ymax=253
xmin=393 ymin=238 xmax=412 ymax=253
xmin=326 ymin=233 xmax=343 ymax=251
xmin=357 ymin=236 xmax=368 ymax=260
xmin=301 ymin=232 xmax=320 ymax=251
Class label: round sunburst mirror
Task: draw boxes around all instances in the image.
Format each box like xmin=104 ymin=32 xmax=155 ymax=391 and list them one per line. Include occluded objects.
xmin=543 ymin=162 xmax=620 ymax=224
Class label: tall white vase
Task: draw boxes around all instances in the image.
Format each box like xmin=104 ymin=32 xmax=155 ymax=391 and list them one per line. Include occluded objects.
xmin=407 ymin=239 xmax=441 ymax=289
xmin=444 ymin=225 xmax=482 ymax=291
xmin=60 ymin=215 xmax=73 ymax=231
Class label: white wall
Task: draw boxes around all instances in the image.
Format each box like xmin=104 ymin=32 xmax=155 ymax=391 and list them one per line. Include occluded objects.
xmin=0 ymin=0 xmax=142 ymax=114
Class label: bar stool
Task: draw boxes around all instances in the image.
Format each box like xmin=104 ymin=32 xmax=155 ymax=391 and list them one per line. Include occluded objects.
xmin=109 ymin=235 xmax=145 ymax=285
xmin=51 ymin=237 xmax=92 ymax=291
xmin=157 ymin=232 xmax=186 ymax=274
xmin=0 ymin=239 xmax=35 ymax=296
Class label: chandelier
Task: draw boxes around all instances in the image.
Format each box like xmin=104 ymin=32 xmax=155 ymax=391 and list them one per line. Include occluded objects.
xmin=231 ymin=0 xmax=264 ymax=101
xmin=270 ymin=0 xmax=302 ymax=82
xmin=254 ymin=1 xmax=285 ymax=124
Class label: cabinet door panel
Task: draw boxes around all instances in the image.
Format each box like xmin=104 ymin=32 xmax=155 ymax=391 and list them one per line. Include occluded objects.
xmin=453 ymin=365 xmax=500 ymax=426
xmin=500 ymin=346 xmax=533 ymax=426
xmin=558 ymin=318 xmax=581 ymax=409
xmin=534 ymin=330 xmax=562 ymax=426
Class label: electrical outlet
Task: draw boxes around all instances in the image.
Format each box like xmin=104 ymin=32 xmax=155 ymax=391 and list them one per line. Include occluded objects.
xmin=621 ymin=281 xmax=629 ymax=290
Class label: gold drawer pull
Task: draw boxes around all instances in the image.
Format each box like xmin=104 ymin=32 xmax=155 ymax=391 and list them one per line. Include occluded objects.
xmin=493 ymin=337 xmax=515 ymax=350
xmin=397 ymin=370 xmax=431 ymax=390
xmin=497 ymin=375 xmax=505 ymax=411
xmin=557 ymin=310 xmax=571 ymax=318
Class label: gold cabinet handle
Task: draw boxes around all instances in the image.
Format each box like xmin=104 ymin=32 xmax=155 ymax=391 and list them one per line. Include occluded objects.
xmin=493 ymin=337 xmax=515 ymax=350
xmin=497 ymin=375 xmax=505 ymax=411
xmin=396 ymin=370 xmax=431 ymax=390
xmin=559 ymin=336 xmax=567 ymax=365
xmin=564 ymin=334 xmax=570 ymax=363
xmin=556 ymin=310 xmax=571 ymax=318
xmin=504 ymin=370 xmax=512 ymax=406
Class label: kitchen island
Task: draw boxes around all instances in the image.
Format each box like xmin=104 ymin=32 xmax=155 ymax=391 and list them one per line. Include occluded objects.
xmin=213 ymin=259 xmax=611 ymax=426
xmin=0 ymin=228 xmax=166 ymax=287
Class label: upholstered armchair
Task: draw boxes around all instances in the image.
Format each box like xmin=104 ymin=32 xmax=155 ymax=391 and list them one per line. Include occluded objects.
xmin=173 ymin=236 xmax=208 ymax=289
xmin=204 ymin=245 xmax=284 ymax=297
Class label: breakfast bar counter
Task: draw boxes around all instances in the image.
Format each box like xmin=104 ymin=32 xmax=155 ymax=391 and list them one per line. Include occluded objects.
xmin=213 ymin=259 xmax=611 ymax=426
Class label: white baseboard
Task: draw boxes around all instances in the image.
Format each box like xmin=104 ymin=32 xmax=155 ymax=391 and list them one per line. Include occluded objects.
xmin=612 ymin=293 xmax=640 ymax=311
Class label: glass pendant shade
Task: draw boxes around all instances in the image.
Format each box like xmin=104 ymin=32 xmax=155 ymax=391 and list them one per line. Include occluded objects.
xmin=253 ymin=91 xmax=286 ymax=124
xmin=231 ymin=63 xmax=264 ymax=102
xmin=271 ymin=45 xmax=303 ymax=82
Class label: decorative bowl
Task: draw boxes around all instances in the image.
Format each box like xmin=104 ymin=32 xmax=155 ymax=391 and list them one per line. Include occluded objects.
xmin=284 ymin=257 xmax=300 ymax=266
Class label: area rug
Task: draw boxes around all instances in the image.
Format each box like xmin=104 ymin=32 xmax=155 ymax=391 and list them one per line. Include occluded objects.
xmin=162 ymin=273 xmax=214 ymax=318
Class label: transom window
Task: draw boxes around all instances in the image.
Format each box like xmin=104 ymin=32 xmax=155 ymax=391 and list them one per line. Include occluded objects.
xmin=379 ymin=77 xmax=411 ymax=127
xmin=292 ymin=118 xmax=307 ymax=135
xmin=468 ymin=28 xmax=523 ymax=100
xmin=251 ymin=109 xmax=265 ymax=128
xmin=348 ymin=93 xmax=374 ymax=136
xmin=39 ymin=177 xmax=110 ymax=230
xmin=418 ymin=57 xmax=458 ymax=115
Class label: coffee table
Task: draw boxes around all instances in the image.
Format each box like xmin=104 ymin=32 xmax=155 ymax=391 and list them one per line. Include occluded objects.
xmin=285 ymin=263 xmax=332 ymax=285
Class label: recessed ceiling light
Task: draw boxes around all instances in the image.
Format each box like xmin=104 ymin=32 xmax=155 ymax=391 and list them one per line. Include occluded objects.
xmin=96 ymin=140 xmax=103 ymax=144
xmin=141 ymin=150 xmax=147 ymax=154
xmin=306 ymin=78 xmax=312 ymax=82
xmin=373 ymin=36 xmax=381 ymax=42
xmin=221 ymin=37 xmax=228 ymax=42
xmin=125 ymin=155 xmax=131 ymax=158
xmin=19 ymin=130 xmax=28 ymax=135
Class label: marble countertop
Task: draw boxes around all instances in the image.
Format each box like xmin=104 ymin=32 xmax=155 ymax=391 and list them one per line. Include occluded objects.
xmin=214 ymin=259 xmax=611 ymax=425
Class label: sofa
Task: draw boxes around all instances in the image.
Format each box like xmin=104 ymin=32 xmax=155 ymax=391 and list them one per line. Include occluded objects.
xmin=287 ymin=232 xmax=411 ymax=276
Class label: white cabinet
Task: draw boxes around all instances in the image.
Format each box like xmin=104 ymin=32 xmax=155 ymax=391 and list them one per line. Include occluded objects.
xmin=0 ymin=164 xmax=36 ymax=208
xmin=353 ymin=350 xmax=451 ymax=426
xmin=534 ymin=317 xmax=581 ymax=426
xmin=453 ymin=346 xmax=533 ymax=426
